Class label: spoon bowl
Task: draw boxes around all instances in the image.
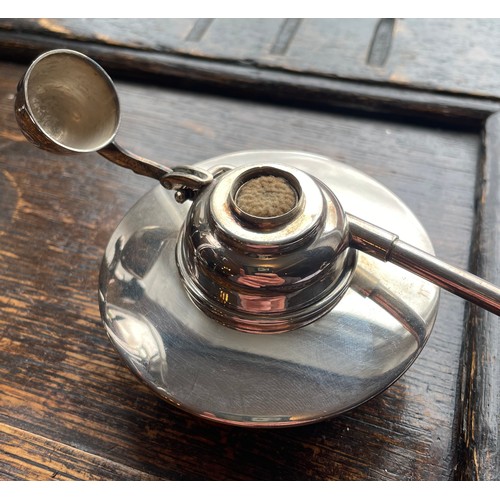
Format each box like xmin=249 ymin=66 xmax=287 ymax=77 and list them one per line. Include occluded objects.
xmin=16 ymin=49 xmax=120 ymax=153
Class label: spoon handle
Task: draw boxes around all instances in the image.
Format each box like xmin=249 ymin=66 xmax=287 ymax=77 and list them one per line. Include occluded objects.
xmin=99 ymin=141 xmax=214 ymax=196
xmin=99 ymin=141 xmax=172 ymax=181
xmin=348 ymin=214 xmax=500 ymax=316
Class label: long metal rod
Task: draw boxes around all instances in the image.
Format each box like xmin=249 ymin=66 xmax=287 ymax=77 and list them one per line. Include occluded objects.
xmin=348 ymin=214 xmax=500 ymax=316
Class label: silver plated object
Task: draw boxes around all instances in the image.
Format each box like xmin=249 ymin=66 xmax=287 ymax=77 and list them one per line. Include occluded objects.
xmin=15 ymin=50 xmax=500 ymax=427
xmin=15 ymin=49 xmax=212 ymax=196
xmin=99 ymin=150 xmax=439 ymax=426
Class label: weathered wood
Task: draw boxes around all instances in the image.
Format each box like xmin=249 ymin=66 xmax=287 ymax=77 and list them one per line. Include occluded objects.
xmin=455 ymin=113 xmax=500 ymax=480
xmin=3 ymin=18 xmax=500 ymax=99
xmin=1 ymin=23 xmax=500 ymax=127
xmin=367 ymin=19 xmax=396 ymax=67
xmin=0 ymin=422 xmax=161 ymax=480
xmin=0 ymin=59 xmax=487 ymax=479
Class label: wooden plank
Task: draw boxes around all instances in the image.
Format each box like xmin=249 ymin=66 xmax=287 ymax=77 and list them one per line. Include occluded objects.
xmin=0 ymin=423 xmax=161 ymax=480
xmin=455 ymin=113 xmax=500 ymax=480
xmin=0 ymin=60 xmax=484 ymax=479
xmin=2 ymin=18 xmax=500 ymax=99
xmin=0 ymin=28 xmax=498 ymax=129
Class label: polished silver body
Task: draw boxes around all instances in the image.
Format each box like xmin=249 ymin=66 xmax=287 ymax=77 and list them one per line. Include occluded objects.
xmin=15 ymin=50 xmax=500 ymax=427
xmin=99 ymin=150 xmax=440 ymax=427
xmin=178 ymin=163 xmax=356 ymax=333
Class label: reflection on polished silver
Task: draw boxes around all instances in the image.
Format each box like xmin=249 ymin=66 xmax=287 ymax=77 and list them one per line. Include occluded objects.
xmin=177 ymin=163 xmax=356 ymax=333
xmin=15 ymin=50 xmax=500 ymax=427
xmin=99 ymin=150 xmax=441 ymax=426
xmin=14 ymin=49 xmax=212 ymax=197
xmin=348 ymin=215 xmax=500 ymax=315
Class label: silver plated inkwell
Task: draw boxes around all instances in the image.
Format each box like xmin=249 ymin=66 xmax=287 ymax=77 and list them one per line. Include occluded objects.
xmin=15 ymin=50 xmax=500 ymax=427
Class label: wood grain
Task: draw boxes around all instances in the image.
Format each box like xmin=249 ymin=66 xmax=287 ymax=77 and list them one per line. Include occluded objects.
xmin=0 ymin=58 xmax=488 ymax=479
xmin=3 ymin=19 xmax=500 ymax=99
xmin=1 ymin=26 xmax=500 ymax=128
xmin=270 ymin=19 xmax=303 ymax=55
xmin=455 ymin=113 xmax=500 ymax=480
xmin=0 ymin=422 xmax=160 ymax=480
xmin=366 ymin=18 xmax=395 ymax=67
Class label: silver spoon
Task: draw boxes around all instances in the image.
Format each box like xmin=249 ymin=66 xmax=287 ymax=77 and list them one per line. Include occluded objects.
xmin=14 ymin=49 xmax=212 ymax=198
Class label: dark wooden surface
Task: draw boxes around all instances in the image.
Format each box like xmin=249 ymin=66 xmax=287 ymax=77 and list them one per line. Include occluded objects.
xmin=0 ymin=19 xmax=499 ymax=481
xmin=4 ymin=18 xmax=500 ymax=99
